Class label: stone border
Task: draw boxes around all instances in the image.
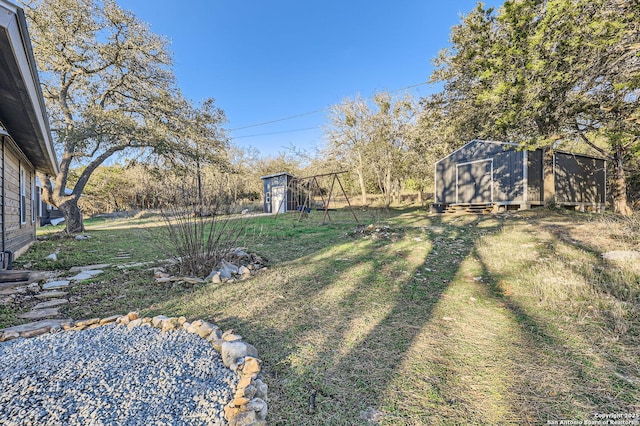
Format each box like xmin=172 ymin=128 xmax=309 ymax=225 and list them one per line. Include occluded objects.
xmin=0 ymin=312 xmax=267 ymax=426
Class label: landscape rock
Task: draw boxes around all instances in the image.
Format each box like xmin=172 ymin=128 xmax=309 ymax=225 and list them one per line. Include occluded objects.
xmin=45 ymin=253 xmax=58 ymax=261
xmin=99 ymin=315 xmax=121 ymax=325
xmin=69 ymin=264 xmax=111 ymax=272
xmin=238 ymin=266 xmax=251 ymax=278
xmin=74 ymin=235 xmax=91 ymax=240
xmin=32 ymin=298 xmax=69 ymax=310
xmin=245 ymin=398 xmax=268 ymax=421
xmin=152 ymin=315 xmax=169 ymax=328
xmin=127 ymin=318 xmax=143 ymax=330
xmin=0 ymin=319 xmax=72 ymax=336
xmin=232 ymin=248 xmax=249 ymax=258
xmin=69 ymin=270 xmax=103 ymax=281
xmin=0 ymin=331 xmax=19 ymax=341
xmin=240 ymin=357 xmax=261 ymax=376
xmin=253 ymin=379 xmax=268 ymax=400
xmin=35 ymin=291 xmax=67 ymax=299
xmin=211 ymin=272 xmax=222 ymax=284
xmin=17 ymin=308 xmax=60 ymax=320
xmin=228 ymin=410 xmax=257 ymax=426
xmin=42 ymin=280 xmax=70 ymax=290
xmin=76 ymin=318 xmax=100 ymax=327
xmin=221 ymin=341 xmax=258 ymax=368
xmin=219 ymin=259 xmax=239 ymax=279
xmin=602 ymin=250 xmax=640 ymax=261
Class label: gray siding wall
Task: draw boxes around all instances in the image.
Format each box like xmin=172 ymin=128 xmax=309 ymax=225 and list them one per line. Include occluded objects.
xmin=1 ymin=136 xmax=36 ymax=257
xmin=435 ymin=140 xmax=525 ymax=204
xmin=554 ymin=153 xmax=606 ymax=204
xmin=262 ymin=174 xmax=291 ymax=213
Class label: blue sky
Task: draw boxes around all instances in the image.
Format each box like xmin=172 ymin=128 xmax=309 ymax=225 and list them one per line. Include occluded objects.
xmin=116 ymin=1 xmax=501 ymax=158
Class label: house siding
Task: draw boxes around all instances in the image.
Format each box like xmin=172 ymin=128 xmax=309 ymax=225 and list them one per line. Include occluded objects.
xmin=2 ymin=136 xmax=36 ymax=256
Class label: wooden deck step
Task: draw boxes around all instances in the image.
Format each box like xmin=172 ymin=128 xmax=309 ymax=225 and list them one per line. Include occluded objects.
xmin=0 ymin=271 xmax=47 ymax=291
xmin=444 ymin=204 xmax=493 ymax=215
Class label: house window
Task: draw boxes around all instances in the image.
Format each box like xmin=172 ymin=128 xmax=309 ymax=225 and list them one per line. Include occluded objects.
xmin=31 ymin=174 xmax=36 ymax=223
xmin=20 ymin=167 xmax=26 ymax=224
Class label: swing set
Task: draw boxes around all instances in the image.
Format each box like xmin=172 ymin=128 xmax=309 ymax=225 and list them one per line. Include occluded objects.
xmin=274 ymin=171 xmax=358 ymax=225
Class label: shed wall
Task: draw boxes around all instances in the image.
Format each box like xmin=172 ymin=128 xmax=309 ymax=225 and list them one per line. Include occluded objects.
xmin=262 ymin=174 xmax=293 ymax=213
xmin=527 ymin=149 xmax=543 ymax=203
xmin=435 ymin=140 xmax=525 ymax=204
xmin=554 ymin=153 xmax=606 ymax=204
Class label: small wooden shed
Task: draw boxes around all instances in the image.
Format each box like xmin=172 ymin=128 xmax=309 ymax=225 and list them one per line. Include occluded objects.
xmin=260 ymin=172 xmax=297 ymax=214
xmin=433 ymin=140 xmax=606 ymax=212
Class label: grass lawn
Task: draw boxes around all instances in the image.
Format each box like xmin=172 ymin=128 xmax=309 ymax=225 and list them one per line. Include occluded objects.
xmin=4 ymin=207 xmax=640 ymax=424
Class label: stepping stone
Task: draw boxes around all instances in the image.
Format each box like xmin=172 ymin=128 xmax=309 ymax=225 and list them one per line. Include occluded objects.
xmin=69 ymin=264 xmax=111 ymax=272
xmin=69 ymin=270 xmax=103 ymax=281
xmin=17 ymin=308 xmax=60 ymax=320
xmin=33 ymin=298 xmax=68 ymax=310
xmin=0 ymin=318 xmax=73 ymax=336
xmin=35 ymin=291 xmax=68 ymax=299
xmin=42 ymin=280 xmax=70 ymax=290
xmin=0 ymin=287 xmax=25 ymax=296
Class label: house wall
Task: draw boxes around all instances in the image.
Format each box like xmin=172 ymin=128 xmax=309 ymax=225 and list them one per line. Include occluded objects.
xmin=1 ymin=135 xmax=37 ymax=257
xmin=435 ymin=140 xmax=525 ymax=204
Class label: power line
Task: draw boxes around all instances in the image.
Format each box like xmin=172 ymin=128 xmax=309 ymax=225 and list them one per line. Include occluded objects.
xmin=227 ymin=80 xmax=430 ymax=134
xmin=228 ymin=110 xmax=324 ymax=131
xmin=233 ymin=126 xmax=320 ymax=139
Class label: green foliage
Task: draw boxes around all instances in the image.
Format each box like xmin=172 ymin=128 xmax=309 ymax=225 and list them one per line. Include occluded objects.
xmin=429 ymin=0 xmax=640 ymax=213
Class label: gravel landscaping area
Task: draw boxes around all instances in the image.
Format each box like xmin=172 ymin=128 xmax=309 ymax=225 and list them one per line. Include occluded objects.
xmin=0 ymin=325 xmax=238 ymax=425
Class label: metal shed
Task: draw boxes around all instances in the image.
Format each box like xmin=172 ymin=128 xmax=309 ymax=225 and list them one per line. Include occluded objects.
xmin=260 ymin=172 xmax=297 ymax=214
xmin=433 ymin=140 xmax=606 ymax=213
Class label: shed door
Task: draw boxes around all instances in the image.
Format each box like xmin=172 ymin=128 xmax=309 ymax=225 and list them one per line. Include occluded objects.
xmin=456 ymin=159 xmax=493 ymax=203
xmin=271 ymin=186 xmax=286 ymax=213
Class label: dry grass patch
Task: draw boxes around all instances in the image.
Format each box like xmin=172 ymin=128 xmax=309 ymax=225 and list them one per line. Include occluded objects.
xmin=6 ymin=208 xmax=639 ymax=424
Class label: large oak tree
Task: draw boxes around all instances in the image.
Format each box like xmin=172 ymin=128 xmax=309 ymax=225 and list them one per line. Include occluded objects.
xmin=23 ymin=0 xmax=226 ymax=232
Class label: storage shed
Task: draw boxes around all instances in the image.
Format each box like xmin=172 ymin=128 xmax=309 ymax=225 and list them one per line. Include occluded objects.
xmin=433 ymin=140 xmax=606 ymax=212
xmin=0 ymin=0 xmax=59 ymax=266
xmin=260 ymin=172 xmax=297 ymax=214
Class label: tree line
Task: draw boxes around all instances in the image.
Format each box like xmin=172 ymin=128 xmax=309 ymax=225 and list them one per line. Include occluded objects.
xmin=24 ymin=0 xmax=639 ymax=231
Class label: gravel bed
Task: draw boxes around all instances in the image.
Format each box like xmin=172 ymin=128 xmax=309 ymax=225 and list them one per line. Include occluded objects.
xmin=0 ymin=324 xmax=238 ymax=425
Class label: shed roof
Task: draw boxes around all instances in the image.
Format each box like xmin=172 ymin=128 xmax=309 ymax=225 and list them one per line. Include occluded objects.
xmin=435 ymin=139 xmax=518 ymax=165
xmin=435 ymin=139 xmax=606 ymax=165
xmin=0 ymin=0 xmax=58 ymax=175
xmin=260 ymin=172 xmax=294 ymax=180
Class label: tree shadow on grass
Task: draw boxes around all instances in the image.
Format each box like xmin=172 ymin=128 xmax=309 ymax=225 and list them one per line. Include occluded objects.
xmin=168 ymin=214 xmax=506 ymax=425
xmin=468 ymin=218 xmax=640 ymax=423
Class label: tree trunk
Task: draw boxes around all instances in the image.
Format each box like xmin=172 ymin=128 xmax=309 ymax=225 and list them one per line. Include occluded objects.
xmin=543 ymin=147 xmax=556 ymax=207
xmin=357 ymin=170 xmax=367 ymax=206
xmin=58 ymin=199 xmax=85 ymax=233
xmin=612 ymin=145 xmax=632 ymax=216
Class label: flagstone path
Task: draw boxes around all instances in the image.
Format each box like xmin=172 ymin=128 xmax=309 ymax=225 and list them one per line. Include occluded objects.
xmin=0 ymin=265 xmax=110 ymax=339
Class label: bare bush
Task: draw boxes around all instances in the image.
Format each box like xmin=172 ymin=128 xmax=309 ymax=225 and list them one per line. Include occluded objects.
xmin=148 ymin=185 xmax=248 ymax=277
